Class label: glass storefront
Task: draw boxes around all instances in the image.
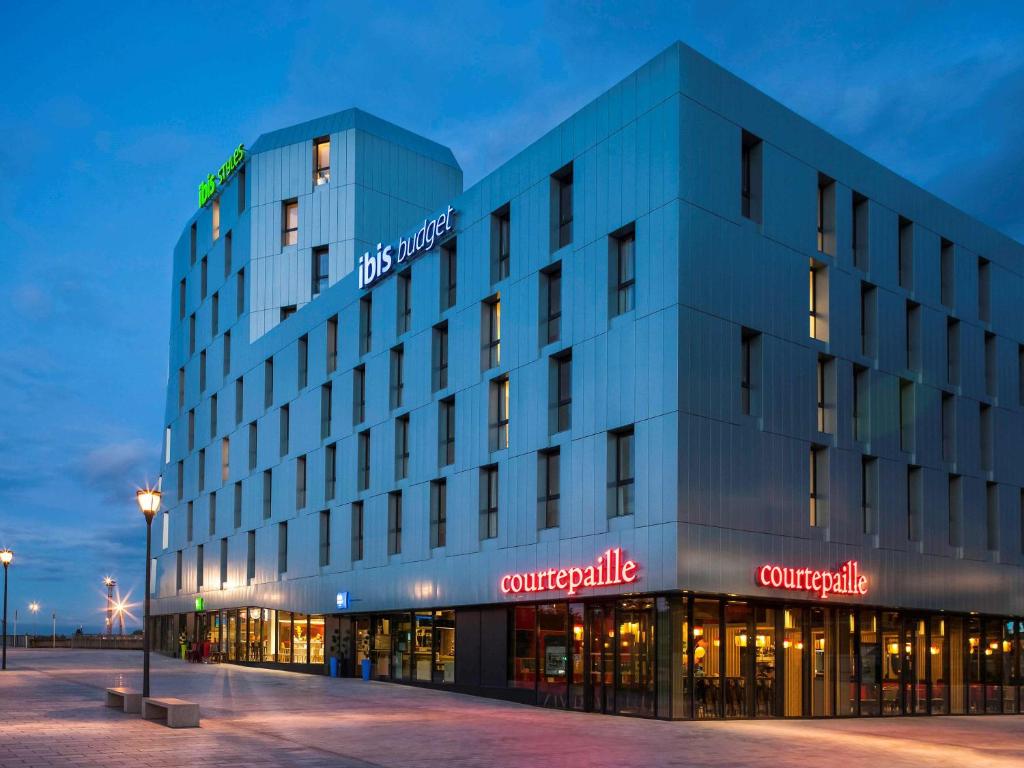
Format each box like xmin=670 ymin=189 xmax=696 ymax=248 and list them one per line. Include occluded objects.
xmin=163 ymin=597 xmax=1022 ymax=721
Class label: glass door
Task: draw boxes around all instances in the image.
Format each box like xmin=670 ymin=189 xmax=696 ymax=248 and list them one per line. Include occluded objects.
xmin=753 ymin=607 xmax=778 ymax=717
xmin=616 ymin=599 xmax=654 ymax=717
xmin=585 ymin=604 xmax=615 ymax=714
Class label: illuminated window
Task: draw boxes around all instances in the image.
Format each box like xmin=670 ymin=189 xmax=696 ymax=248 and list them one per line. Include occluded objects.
xmin=282 ymin=199 xmax=298 ymax=247
xmin=809 ymin=260 xmax=828 ymax=340
xmin=212 ymin=198 xmax=220 ymax=241
xmin=314 ymin=137 xmax=330 ymax=185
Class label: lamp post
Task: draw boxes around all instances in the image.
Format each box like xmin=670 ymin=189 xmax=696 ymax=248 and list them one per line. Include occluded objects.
xmin=103 ymin=577 xmax=116 ymax=637
xmin=136 ymin=485 xmax=162 ymax=697
xmin=28 ymin=602 xmax=38 ymax=649
xmin=1 ymin=548 xmax=13 ymax=670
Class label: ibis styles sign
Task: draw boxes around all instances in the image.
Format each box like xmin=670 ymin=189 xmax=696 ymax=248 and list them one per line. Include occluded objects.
xmin=198 ymin=143 xmax=246 ymax=208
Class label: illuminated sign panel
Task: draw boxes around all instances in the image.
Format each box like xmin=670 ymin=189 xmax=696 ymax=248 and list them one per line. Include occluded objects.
xmin=194 ymin=596 xmax=205 ymax=612
xmin=500 ymin=548 xmax=638 ymax=598
xmin=336 ymin=591 xmax=350 ymax=610
xmin=756 ymin=560 xmax=868 ymax=599
xmin=198 ymin=143 xmax=246 ymax=207
xmin=358 ymin=204 xmax=455 ymax=290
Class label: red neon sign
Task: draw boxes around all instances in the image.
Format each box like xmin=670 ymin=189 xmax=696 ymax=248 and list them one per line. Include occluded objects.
xmin=756 ymin=560 xmax=867 ymax=599
xmin=500 ymin=548 xmax=638 ymax=597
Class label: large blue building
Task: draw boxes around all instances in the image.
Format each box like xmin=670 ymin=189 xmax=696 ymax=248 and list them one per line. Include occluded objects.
xmin=152 ymin=43 xmax=1024 ymax=719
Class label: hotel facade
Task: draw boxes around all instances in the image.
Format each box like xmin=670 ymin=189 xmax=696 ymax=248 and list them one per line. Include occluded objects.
xmin=152 ymin=43 xmax=1024 ymax=719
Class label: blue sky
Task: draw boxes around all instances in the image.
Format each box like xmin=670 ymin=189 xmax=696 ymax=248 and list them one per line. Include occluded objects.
xmin=1 ymin=1 xmax=1022 ymax=632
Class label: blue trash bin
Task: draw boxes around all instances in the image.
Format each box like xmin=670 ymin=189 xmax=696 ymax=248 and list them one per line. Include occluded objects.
xmin=329 ymin=657 xmax=338 ymax=678
xmin=361 ymin=658 xmax=371 ymax=681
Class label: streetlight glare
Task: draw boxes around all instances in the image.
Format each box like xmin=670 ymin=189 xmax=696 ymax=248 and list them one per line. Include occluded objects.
xmin=135 ymin=486 xmax=162 ymax=518
xmin=29 ymin=602 xmax=39 ymax=614
xmin=0 ymin=549 xmax=12 ymax=566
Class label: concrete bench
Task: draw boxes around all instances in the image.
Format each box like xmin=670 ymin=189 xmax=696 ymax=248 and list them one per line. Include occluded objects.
xmin=105 ymin=687 xmax=142 ymax=714
xmin=141 ymin=697 xmax=200 ymax=728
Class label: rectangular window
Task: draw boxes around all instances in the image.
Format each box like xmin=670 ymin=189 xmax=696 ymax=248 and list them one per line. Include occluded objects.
xmin=187 ymin=501 xmax=194 ymax=542
xmin=809 ymin=261 xmax=828 ymax=341
xmin=397 ymin=270 xmax=412 ymax=335
xmin=176 ymin=550 xmax=183 ymax=591
xmin=201 ymin=256 xmax=208 ymax=299
xmin=980 ymin=404 xmax=993 ymax=472
xmin=550 ymin=352 xmax=571 ymax=434
xmin=552 ymin=163 xmax=573 ymax=250
xmin=282 ymin=199 xmax=298 ymax=247
xmin=351 ymin=501 xmax=364 ymax=562
xmin=237 ymin=167 xmax=246 ymax=213
xmin=199 ymin=350 xmax=207 ymax=392
xmin=321 ymin=383 xmax=333 ymax=439
xmin=947 ymin=318 xmax=961 ymax=385
xmin=439 ymin=397 xmax=455 ymax=467
xmin=538 ymin=448 xmax=560 ymax=529
xmin=324 ymin=443 xmax=337 ymax=501
xmin=219 ymin=436 xmax=228 ymax=483
xmin=851 ymin=194 xmax=868 ymax=270
xmin=612 ymin=228 xmax=636 ymax=316
xmin=860 ymin=283 xmax=877 ymax=358
xmin=489 ymin=375 xmax=510 ymax=452
xmin=352 ymin=365 xmax=366 ymax=425
xmin=906 ymin=301 xmax=921 ymax=372
xmin=816 ymin=173 xmax=835 ymax=255
xmin=1019 ymin=344 xmax=1024 ymax=406
xmin=541 ymin=263 xmax=562 ymax=345
xmin=861 ymin=455 xmax=878 ymax=535
xmin=390 ymin=346 xmax=405 ymax=409
xmin=608 ymin=427 xmax=635 ymax=518
xmin=312 ymin=245 xmax=329 ymax=296
xmin=209 ymin=491 xmax=217 ymax=535
xmin=179 ymin=278 xmax=187 ymax=321
xmin=809 ymin=445 xmax=827 ymax=527
xmin=853 ymin=365 xmax=869 ymax=442
xmin=326 ymin=314 xmax=338 ymax=374
xmin=246 ymin=530 xmax=255 ymax=583
xmin=907 ymin=465 xmax=922 ymax=542
xmin=197 ymin=544 xmax=204 ymax=589
xmin=898 ymin=216 xmax=913 ymax=291
xmin=433 ymin=323 xmax=449 ymax=391
xmin=219 ymin=537 xmax=227 ymax=586
xmin=190 ymin=222 xmax=197 ymax=264
xmin=224 ymin=230 xmax=232 ymax=277
xmin=189 ymin=314 xmax=196 ymax=355
xmin=899 ymin=379 xmax=914 ymax=453
xmin=314 ymin=136 xmax=330 ymax=185
xmin=197 ymin=448 xmax=205 ymax=492
xmin=741 ymin=328 xmax=762 ymax=417
xmin=278 ymin=522 xmax=288 ymax=574
xmin=987 ymin=482 xmax=999 ymax=552
xmin=319 ymin=509 xmax=331 ymax=567
xmin=430 ymin=479 xmax=447 ymax=549
xmin=236 ymin=268 xmax=245 ymax=316
xmin=248 ymin=422 xmax=258 ymax=470
xmin=1019 ymin=489 xmax=1024 ymax=555
xmin=359 ymin=296 xmax=372 ymax=356
xmin=978 ymin=257 xmax=991 ymax=323
xmin=357 ymin=430 xmax=370 ymax=492
xmin=942 ymin=393 xmax=956 ymax=463
xmin=279 ymin=304 xmax=296 ymax=322
xmin=178 ymin=368 xmax=185 ymax=409
xmin=262 ymin=469 xmax=272 ymax=519
xmin=233 ymin=481 xmax=242 ymax=529
xmin=816 ymin=354 xmax=835 ymax=434
xmin=440 ymin=239 xmax=457 ymax=311
xmin=480 ymin=465 xmax=499 ymax=540
xmin=984 ymin=332 xmax=997 ymax=398
xmin=177 ymin=460 xmax=184 ymax=500
xmin=948 ymin=475 xmax=963 ymax=548
xmin=395 ymin=415 xmax=409 ymax=481
xmin=223 ymin=331 xmax=231 ymax=377
xmin=740 ymin=131 xmax=763 ymax=222
xmin=297 ymin=335 xmax=308 ymax=389
xmin=295 ymin=455 xmax=306 ymax=510
xmin=388 ymin=491 xmax=403 ymax=555
xmin=279 ymin=405 xmax=289 ymax=457
xmin=234 ymin=378 xmax=243 ymax=426
xmin=482 ymin=295 xmax=501 ymax=370
xmin=264 ymin=357 xmax=274 ymax=409
xmin=188 ymin=409 xmax=195 ymax=451
xmin=940 ymin=238 xmax=955 ymax=308
xmin=492 ymin=205 xmax=511 ymax=283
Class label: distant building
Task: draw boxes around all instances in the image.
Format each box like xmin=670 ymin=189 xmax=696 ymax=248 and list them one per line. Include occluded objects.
xmin=152 ymin=42 xmax=1024 ymax=719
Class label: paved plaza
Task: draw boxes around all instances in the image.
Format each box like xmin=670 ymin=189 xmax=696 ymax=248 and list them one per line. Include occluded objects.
xmin=0 ymin=649 xmax=1021 ymax=767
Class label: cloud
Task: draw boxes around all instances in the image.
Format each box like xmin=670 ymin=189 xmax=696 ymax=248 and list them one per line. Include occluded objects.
xmin=69 ymin=438 xmax=159 ymax=504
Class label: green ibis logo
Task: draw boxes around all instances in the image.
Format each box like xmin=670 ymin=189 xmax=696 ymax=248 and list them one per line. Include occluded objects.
xmin=198 ymin=143 xmax=246 ymax=208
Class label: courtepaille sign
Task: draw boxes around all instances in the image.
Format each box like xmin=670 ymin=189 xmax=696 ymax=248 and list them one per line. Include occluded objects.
xmin=500 ymin=548 xmax=639 ymax=597
xmin=756 ymin=560 xmax=868 ymax=599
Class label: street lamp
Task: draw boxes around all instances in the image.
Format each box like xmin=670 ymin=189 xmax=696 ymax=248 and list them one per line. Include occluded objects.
xmin=136 ymin=484 xmax=161 ymax=697
xmin=1 ymin=548 xmax=13 ymax=670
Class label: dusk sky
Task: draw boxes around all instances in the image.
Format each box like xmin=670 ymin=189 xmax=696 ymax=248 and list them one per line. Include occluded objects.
xmin=1 ymin=2 xmax=1023 ymax=632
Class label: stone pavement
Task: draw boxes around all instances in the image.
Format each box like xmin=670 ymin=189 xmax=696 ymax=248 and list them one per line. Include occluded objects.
xmin=0 ymin=649 xmax=1022 ymax=768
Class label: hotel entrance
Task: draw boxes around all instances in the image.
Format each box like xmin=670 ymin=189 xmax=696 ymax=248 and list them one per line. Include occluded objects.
xmin=583 ymin=600 xmax=655 ymax=717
